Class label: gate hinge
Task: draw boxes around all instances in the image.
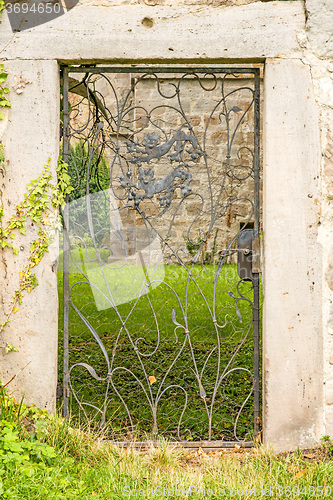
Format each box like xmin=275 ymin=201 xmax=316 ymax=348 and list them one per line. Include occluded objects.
xmin=56 ymin=382 xmax=70 ymax=400
xmin=252 ymin=236 xmax=261 ymax=274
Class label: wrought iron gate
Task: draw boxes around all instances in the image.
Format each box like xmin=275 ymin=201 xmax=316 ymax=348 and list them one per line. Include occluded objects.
xmin=60 ymin=66 xmax=261 ymax=445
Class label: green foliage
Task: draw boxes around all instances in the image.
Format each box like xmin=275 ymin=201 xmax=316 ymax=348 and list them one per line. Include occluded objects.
xmin=0 ymin=384 xmax=56 ymax=476
xmin=0 ymin=158 xmax=73 ymax=335
xmin=0 ymin=387 xmax=330 ymax=499
xmin=321 ymin=435 xmax=333 ymax=456
xmin=4 ymin=343 xmax=17 ymax=354
xmin=0 ymin=422 xmax=56 ymax=468
xmin=185 ymin=235 xmax=200 ymax=256
xmin=65 ymin=140 xmax=110 ymax=244
xmin=185 ymin=228 xmax=219 ymax=264
xmin=0 ymin=383 xmax=48 ymax=433
xmin=67 ymin=140 xmax=109 ymax=203
xmin=0 ymin=387 xmax=24 ymax=425
xmin=0 ymin=63 xmax=10 ymax=120
xmin=54 ymin=158 xmax=73 ymax=208
xmin=5 ymin=425 xmax=333 ymax=499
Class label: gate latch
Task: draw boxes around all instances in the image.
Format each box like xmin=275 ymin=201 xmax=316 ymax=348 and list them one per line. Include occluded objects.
xmin=237 ymin=230 xmax=260 ymax=280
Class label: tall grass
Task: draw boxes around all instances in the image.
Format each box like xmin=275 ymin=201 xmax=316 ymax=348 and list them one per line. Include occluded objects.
xmin=3 ymin=413 xmax=332 ymax=499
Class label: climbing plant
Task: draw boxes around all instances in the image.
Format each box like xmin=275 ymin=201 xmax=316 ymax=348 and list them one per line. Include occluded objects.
xmin=0 ymin=6 xmax=72 ymax=344
xmin=0 ymin=159 xmax=73 ymax=336
xmin=0 ymin=62 xmax=10 ymax=119
xmin=0 ymin=2 xmax=10 ymax=116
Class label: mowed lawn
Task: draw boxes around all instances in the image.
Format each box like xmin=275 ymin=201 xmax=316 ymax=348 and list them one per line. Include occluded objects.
xmin=58 ymin=253 xmax=259 ymax=442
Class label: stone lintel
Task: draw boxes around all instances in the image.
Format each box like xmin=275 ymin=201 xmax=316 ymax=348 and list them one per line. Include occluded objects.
xmin=0 ymin=2 xmax=304 ymax=62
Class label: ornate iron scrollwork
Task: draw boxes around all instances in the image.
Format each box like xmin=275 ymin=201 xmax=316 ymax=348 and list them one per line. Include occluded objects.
xmin=61 ymin=67 xmax=261 ymax=444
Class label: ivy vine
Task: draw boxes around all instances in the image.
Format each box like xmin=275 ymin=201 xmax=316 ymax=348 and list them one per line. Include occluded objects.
xmin=0 ymin=159 xmax=73 ymax=336
xmin=0 ymin=7 xmax=72 ymax=351
xmin=0 ymin=2 xmax=10 ymax=117
xmin=0 ymin=63 xmax=10 ymax=119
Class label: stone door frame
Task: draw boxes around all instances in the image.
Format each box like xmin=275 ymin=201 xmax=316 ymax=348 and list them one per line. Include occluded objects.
xmin=0 ymin=1 xmax=323 ymax=452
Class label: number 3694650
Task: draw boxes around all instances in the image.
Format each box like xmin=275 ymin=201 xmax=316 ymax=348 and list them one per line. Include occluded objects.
xmin=6 ymin=3 xmax=61 ymax=14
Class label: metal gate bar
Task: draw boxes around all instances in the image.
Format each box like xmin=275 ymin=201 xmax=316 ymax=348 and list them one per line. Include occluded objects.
xmin=61 ymin=65 xmax=261 ymax=445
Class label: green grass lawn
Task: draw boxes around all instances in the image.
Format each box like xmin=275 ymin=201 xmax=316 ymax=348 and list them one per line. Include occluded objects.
xmin=4 ymin=416 xmax=333 ymax=500
xmin=58 ymin=257 xmax=260 ymax=442
xmin=0 ymin=384 xmax=331 ymax=500
xmin=1 ymin=381 xmax=331 ymax=500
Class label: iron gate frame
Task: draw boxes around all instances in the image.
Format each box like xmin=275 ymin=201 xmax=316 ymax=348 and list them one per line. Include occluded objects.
xmin=61 ymin=65 xmax=261 ymax=448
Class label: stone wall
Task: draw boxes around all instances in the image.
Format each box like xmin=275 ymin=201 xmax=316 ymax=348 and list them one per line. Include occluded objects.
xmin=304 ymin=0 xmax=333 ymax=439
xmin=69 ymin=0 xmax=299 ymax=6
xmin=0 ymin=0 xmax=330 ymax=452
xmin=0 ymin=61 xmax=59 ymax=412
xmin=67 ymin=70 xmax=262 ymax=263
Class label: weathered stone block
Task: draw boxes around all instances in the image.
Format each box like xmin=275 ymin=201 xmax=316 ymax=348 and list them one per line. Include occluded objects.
xmin=263 ymin=58 xmax=322 ymax=452
xmin=0 ymin=60 xmax=59 ymax=413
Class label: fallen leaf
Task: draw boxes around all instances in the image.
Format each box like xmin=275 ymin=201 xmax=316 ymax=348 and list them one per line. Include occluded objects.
xmin=255 ymin=431 xmax=262 ymax=443
xmin=148 ymin=375 xmax=157 ymax=385
xmin=295 ymin=469 xmax=307 ymax=478
xmin=304 ymin=453 xmax=315 ymax=459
